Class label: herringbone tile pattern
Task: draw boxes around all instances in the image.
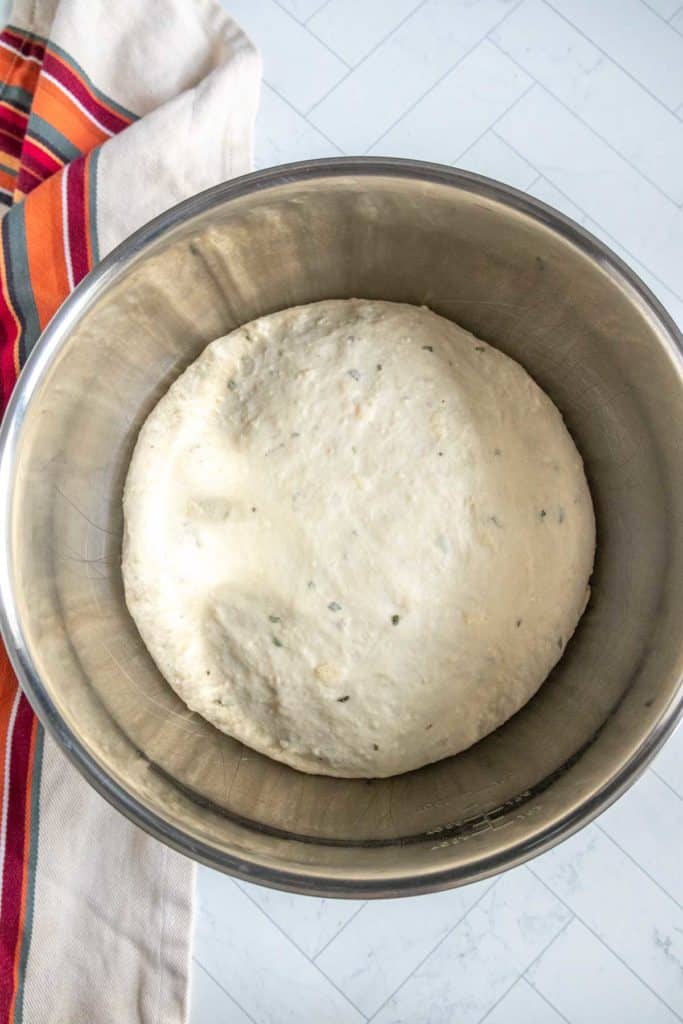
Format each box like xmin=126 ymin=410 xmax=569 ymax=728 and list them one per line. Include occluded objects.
xmin=192 ymin=3 xmax=683 ymax=1021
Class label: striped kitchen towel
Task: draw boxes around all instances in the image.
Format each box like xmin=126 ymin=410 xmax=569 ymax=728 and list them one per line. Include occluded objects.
xmin=0 ymin=2 xmax=260 ymax=1021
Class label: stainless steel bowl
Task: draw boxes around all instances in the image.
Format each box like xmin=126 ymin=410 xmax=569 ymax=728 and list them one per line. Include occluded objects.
xmin=1 ymin=158 xmax=682 ymax=897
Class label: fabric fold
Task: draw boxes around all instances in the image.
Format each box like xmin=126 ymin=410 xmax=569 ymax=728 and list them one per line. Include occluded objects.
xmin=0 ymin=3 xmax=260 ymax=1020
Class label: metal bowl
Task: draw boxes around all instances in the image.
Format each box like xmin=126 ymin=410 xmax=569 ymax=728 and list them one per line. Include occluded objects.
xmin=1 ymin=158 xmax=682 ymax=897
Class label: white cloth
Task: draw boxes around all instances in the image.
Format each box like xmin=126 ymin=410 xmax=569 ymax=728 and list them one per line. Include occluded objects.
xmin=5 ymin=1 xmax=260 ymax=1020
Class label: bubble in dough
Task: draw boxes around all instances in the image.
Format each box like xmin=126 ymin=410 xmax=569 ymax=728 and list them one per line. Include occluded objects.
xmin=122 ymin=299 xmax=595 ymax=778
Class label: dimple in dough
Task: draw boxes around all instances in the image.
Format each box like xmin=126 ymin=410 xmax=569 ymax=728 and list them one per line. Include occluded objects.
xmin=122 ymin=300 xmax=595 ymax=778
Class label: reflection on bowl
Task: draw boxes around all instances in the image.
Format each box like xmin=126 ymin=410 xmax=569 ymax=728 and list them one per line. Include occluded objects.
xmin=1 ymin=158 xmax=682 ymax=897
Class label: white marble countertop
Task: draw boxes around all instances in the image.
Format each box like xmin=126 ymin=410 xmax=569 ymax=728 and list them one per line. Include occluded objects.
xmin=191 ymin=2 xmax=683 ymax=1022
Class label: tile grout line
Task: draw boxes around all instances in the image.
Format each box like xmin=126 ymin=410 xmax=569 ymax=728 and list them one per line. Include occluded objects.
xmin=269 ymin=0 xmax=307 ymax=24
xmin=641 ymin=0 xmax=678 ymax=23
xmin=362 ymin=878 xmax=500 ymax=1022
xmin=526 ymin=977 xmax=574 ymax=1024
xmin=525 ymin=172 xmax=544 ymax=190
xmin=526 ymin=864 xmax=683 ymax=1021
xmin=475 ymin=979 xmax=524 ymax=1023
xmin=487 ymin=36 xmax=683 ymax=209
xmin=192 ymin=957 xmax=259 ymax=1024
xmin=483 ymin=0 xmax=534 ymax=41
xmin=273 ymin=0 xmax=331 ymax=23
xmin=449 ymin=80 xmax=536 ymax=170
xmin=477 ymin=914 xmax=575 ymax=1024
xmin=230 ymin=880 xmax=328 ymax=963
xmin=304 ymin=23 xmax=354 ymax=65
xmin=363 ymin=43 xmax=488 ymax=155
xmin=366 ymin=8 xmax=532 ymax=153
xmin=363 ymin=0 xmax=528 ymax=155
xmin=306 ymin=0 xmax=333 ymax=23
xmin=595 ymin=819 xmax=683 ymax=909
xmin=305 ymin=0 xmax=431 ymax=116
xmin=543 ymin=0 xmax=683 ymax=113
xmin=233 ymin=880 xmax=370 ymax=1020
xmin=491 ymin=129 xmax=683 ymax=306
xmin=651 ymin=767 xmax=682 ymax=800
xmin=270 ymin=0 xmax=352 ymax=67
xmin=313 ymin=901 xmax=368 ymax=961
xmin=263 ymin=80 xmax=345 ymax=154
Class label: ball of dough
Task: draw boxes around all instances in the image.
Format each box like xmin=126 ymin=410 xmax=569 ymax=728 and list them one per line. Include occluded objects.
xmin=123 ymin=300 xmax=595 ymax=778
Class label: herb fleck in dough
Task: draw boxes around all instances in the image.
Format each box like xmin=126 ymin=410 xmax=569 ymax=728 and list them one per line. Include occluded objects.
xmin=123 ymin=300 xmax=595 ymax=778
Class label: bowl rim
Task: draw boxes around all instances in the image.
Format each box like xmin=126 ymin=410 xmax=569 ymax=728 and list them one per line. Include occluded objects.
xmin=1 ymin=156 xmax=682 ymax=898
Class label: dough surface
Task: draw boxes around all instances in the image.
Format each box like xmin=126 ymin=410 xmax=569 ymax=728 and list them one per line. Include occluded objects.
xmin=123 ymin=300 xmax=595 ymax=778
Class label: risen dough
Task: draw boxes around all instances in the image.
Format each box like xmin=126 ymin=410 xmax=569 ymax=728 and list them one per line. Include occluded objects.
xmin=123 ymin=300 xmax=595 ymax=778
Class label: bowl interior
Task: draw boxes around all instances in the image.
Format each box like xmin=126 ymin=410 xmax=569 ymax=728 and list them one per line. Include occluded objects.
xmin=5 ymin=165 xmax=683 ymax=894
